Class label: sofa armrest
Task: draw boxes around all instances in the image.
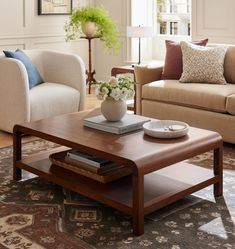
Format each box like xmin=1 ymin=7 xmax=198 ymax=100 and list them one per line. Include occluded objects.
xmin=0 ymin=58 xmax=30 ymax=132
xmin=40 ymin=50 xmax=86 ymax=111
xmin=134 ymin=65 xmax=163 ymax=115
xmin=134 ymin=65 xmax=163 ymax=85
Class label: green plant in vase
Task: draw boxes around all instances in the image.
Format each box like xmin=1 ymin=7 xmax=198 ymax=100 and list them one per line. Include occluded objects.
xmin=65 ymin=5 xmax=121 ymax=53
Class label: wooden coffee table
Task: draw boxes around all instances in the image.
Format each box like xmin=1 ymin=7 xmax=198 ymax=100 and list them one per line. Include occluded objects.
xmin=13 ymin=109 xmax=223 ymax=235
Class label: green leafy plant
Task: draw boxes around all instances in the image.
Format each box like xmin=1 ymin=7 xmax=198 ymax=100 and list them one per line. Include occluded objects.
xmin=65 ymin=5 xmax=121 ymax=53
xmin=156 ymin=0 xmax=165 ymax=23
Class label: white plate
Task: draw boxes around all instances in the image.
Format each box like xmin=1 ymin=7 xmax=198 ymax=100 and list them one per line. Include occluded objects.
xmin=143 ymin=120 xmax=189 ymax=139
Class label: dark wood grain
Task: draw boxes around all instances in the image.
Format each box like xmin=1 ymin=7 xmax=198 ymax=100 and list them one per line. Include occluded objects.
xmin=13 ymin=109 xmax=223 ymax=235
xmin=14 ymin=110 xmax=222 ymax=173
xmin=213 ymin=143 xmax=223 ymax=196
xmin=16 ymin=152 xmax=216 ymax=214
xmin=80 ymin=36 xmax=99 ymax=94
xmin=13 ymin=130 xmax=22 ymax=180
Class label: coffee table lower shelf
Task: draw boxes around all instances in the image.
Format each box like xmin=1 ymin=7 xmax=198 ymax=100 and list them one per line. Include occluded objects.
xmin=16 ymin=149 xmax=218 ymax=217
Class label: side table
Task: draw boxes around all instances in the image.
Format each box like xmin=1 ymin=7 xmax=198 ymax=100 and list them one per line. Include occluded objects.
xmin=111 ymin=66 xmax=136 ymax=113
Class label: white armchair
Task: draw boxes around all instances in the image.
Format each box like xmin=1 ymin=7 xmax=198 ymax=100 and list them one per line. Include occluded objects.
xmin=0 ymin=50 xmax=86 ymax=133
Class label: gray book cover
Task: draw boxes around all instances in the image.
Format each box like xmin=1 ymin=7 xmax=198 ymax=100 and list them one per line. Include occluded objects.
xmin=83 ymin=114 xmax=150 ymax=134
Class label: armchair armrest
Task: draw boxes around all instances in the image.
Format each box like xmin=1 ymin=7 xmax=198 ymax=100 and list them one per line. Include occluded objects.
xmin=39 ymin=50 xmax=86 ymax=111
xmin=134 ymin=65 xmax=164 ymax=115
xmin=0 ymin=58 xmax=30 ymax=132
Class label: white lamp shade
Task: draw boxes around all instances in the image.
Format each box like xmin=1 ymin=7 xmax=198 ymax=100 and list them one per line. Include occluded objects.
xmin=126 ymin=26 xmax=153 ymax=38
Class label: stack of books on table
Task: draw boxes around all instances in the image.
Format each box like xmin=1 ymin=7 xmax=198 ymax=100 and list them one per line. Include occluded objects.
xmin=65 ymin=150 xmax=124 ymax=175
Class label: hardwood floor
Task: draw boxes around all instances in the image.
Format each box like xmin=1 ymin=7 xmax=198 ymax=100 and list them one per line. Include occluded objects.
xmin=0 ymin=88 xmax=100 ymax=148
xmin=0 ymin=131 xmax=15 ymax=148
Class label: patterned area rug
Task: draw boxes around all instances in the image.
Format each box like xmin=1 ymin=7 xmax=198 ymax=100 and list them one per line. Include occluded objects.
xmin=0 ymin=140 xmax=235 ymax=249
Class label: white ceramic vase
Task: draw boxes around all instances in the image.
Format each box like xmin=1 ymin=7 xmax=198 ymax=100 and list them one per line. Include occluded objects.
xmin=81 ymin=21 xmax=98 ymax=37
xmin=101 ymin=97 xmax=127 ymax=122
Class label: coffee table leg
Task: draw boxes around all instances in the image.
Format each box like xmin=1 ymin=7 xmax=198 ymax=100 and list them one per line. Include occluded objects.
xmin=133 ymin=173 xmax=144 ymax=235
xmin=213 ymin=144 xmax=223 ymax=197
xmin=13 ymin=129 xmax=22 ymax=180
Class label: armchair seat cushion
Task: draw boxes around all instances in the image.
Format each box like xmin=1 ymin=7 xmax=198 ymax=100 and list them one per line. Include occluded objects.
xmin=29 ymin=83 xmax=80 ymax=121
xmin=142 ymin=80 xmax=235 ymax=113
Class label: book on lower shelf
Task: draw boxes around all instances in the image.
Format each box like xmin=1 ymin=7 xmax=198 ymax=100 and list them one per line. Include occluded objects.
xmin=83 ymin=114 xmax=151 ymax=134
xmin=64 ymin=156 xmax=125 ymax=174
xmin=67 ymin=150 xmax=110 ymax=167
xmin=49 ymin=150 xmax=132 ymax=183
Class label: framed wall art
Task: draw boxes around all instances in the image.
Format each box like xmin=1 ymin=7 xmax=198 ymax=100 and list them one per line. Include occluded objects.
xmin=38 ymin=0 xmax=72 ymax=15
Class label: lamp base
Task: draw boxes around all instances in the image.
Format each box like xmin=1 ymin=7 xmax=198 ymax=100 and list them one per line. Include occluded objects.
xmin=131 ymin=63 xmax=141 ymax=68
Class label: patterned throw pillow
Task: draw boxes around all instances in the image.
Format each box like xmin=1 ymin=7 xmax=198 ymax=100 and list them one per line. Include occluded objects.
xmin=179 ymin=41 xmax=227 ymax=84
xmin=161 ymin=39 xmax=208 ymax=80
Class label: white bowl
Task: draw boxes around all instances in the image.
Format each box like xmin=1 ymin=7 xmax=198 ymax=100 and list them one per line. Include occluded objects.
xmin=143 ymin=120 xmax=189 ymax=139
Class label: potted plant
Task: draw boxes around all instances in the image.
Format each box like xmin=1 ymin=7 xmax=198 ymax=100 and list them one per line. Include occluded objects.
xmin=65 ymin=5 xmax=121 ymax=53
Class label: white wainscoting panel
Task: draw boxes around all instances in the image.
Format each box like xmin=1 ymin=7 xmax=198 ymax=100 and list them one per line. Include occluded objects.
xmin=0 ymin=44 xmax=26 ymax=51
xmin=0 ymin=0 xmax=25 ymax=34
xmin=94 ymin=0 xmax=129 ymax=80
xmin=192 ymin=0 xmax=235 ymax=44
xmin=0 ymin=0 xmax=92 ymax=69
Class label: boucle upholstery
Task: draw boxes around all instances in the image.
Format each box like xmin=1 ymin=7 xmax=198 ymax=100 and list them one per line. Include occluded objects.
xmin=0 ymin=50 xmax=86 ymax=133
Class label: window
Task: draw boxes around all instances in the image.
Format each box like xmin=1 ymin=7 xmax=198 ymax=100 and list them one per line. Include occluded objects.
xmin=187 ymin=0 xmax=190 ymax=13
xmin=170 ymin=22 xmax=178 ymax=35
xmin=156 ymin=0 xmax=191 ymax=36
xmin=169 ymin=0 xmax=173 ymax=13
xmin=159 ymin=2 xmax=166 ymax=12
xmin=130 ymin=0 xmax=192 ymax=61
xmin=160 ymin=21 xmax=167 ymax=34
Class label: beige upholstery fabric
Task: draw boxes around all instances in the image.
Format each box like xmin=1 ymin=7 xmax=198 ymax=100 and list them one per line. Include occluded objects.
xmin=30 ymin=83 xmax=80 ymax=121
xmin=134 ymin=65 xmax=163 ymax=85
xmin=224 ymin=46 xmax=235 ymax=84
xmin=142 ymin=80 xmax=235 ymax=113
xmin=134 ymin=44 xmax=235 ymax=144
xmin=0 ymin=50 xmax=86 ymax=133
xmin=134 ymin=64 xmax=164 ymax=114
xmin=142 ymin=100 xmax=235 ymax=144
xmin=226 ymin=94 xmax=235 ymax=115
xmin=24 ymin=50 xmax=86 ymax=110
xmin=0 ymin=57 xmax=30 ymax=133
xmin=180 ymin=42 xmax=227 ymax=84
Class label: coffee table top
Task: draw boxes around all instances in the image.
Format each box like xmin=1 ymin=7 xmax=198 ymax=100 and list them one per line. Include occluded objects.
xmin=15 ymin=109 xmax=222 ymax=173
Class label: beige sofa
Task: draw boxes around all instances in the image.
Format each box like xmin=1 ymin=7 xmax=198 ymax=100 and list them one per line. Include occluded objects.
xmin=134 ymin=46 xmax=235 ymax=144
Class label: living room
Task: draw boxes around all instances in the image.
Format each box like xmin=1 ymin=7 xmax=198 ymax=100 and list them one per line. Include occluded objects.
xmin=0 ymin=0 xmax=235 ymax=248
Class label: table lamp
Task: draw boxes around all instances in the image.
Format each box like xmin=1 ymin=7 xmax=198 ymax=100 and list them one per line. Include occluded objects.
xmin=126 ymin=25 xmax=153 ymax=65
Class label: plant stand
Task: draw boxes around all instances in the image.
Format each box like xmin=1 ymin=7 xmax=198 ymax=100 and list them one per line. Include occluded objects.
xmin=81 ymin=36 xmax=99 ymax=94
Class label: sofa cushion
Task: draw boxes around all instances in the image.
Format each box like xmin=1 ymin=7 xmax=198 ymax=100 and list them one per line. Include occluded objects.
xmin=224 ymin=46 xmax=235 ymax=84
xmin=226 ymin=94 xmax=235 ymax=115
xmin=180 ymin=42 xmax=227 ymax=84
xmin=161 ymin=39 xmax=208 ymax=80
xmin=29 ymin=83 xmax=80 ymax=121
xmin=142 ymin=80 xmax=235 ymax=113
